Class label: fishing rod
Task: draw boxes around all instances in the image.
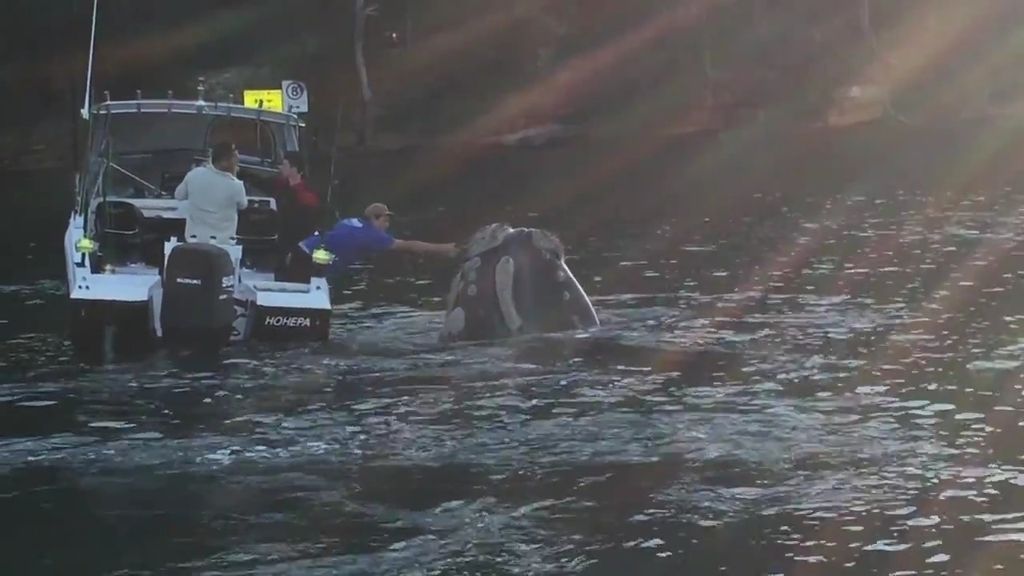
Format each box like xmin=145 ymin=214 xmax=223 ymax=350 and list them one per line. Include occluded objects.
xmin=325 ymin=99 xmax=344 ymax=221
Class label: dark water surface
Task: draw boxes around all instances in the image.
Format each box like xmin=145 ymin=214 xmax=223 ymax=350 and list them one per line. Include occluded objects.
xmin=7 ymin=135 xmax=1024 ymax=574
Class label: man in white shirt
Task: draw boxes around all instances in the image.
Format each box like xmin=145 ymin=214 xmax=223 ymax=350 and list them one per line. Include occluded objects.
xmin=174 ymin=141 xmax=248 ymax=244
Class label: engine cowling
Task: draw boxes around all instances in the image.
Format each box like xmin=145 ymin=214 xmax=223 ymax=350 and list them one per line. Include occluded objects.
xmin=161 ymin=242 xmax=236 ymax=347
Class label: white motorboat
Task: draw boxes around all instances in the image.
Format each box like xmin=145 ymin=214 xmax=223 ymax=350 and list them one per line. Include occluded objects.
xmin=64 ymin=89 xmax=332 ymax=355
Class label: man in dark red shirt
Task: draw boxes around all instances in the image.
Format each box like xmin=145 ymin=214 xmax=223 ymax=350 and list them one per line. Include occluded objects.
xmin=276 ymin=151 xmax=321 ymax=248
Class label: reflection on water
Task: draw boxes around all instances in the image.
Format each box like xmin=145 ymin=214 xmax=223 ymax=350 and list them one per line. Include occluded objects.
xmin=7 ymin=183 xmax=1024 ymax=574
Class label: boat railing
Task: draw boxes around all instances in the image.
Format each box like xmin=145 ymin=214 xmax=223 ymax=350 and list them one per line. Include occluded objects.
xmin=92 ymin=100 xmax=304 ymax=127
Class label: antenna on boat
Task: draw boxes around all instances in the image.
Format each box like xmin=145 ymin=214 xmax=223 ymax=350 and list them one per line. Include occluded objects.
xmin=80 ymin=0 xmax=99 ymax=120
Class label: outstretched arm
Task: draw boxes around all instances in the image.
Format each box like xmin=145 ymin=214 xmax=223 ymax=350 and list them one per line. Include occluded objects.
xmin=391 ymin=239 xmax=458 ymax=258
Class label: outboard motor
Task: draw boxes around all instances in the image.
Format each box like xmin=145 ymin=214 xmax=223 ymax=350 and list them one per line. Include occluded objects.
xmin=441 ymin=224 xmax=599 ymax=342
xmin=161 ymin=243 xmax=235 ymax=348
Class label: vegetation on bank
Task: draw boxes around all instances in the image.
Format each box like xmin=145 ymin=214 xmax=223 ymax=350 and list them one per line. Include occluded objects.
xmin=4 ymin=0 xmax=1024 ymax=166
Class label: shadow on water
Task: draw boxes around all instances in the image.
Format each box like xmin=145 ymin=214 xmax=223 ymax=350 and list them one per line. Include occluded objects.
xmin=0 ymin=466 xmax=223 ymax=574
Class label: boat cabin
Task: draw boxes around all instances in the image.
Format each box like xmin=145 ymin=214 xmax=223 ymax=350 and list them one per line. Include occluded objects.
xmin=76 ymin=96 xmax=306 ymax=274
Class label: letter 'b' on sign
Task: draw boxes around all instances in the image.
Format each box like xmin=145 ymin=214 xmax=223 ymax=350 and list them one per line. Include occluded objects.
xmin=282 ymin=80 xmax=309 ymax=114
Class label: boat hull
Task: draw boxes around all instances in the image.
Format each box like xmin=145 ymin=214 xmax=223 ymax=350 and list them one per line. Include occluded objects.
xmin=65 ymin=219 xmax=332 ymax=355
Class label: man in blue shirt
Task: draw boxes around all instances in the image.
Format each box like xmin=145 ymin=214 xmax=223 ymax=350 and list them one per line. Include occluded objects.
xmin=278 ymin=203 xmax=457 ymax=282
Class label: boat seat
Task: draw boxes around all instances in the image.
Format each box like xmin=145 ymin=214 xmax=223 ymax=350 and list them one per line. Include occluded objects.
xmin=95 ymin=200 xmax=170 ymax=267
xmin=236 ymin=205 xmax=280 ymax=271
xmin=96 ymin=200 xmax=144 ymax=235
xmin=236 ymin=205 xmax=279 ymax=243
xmin=94 ymin=200 xmax=147 ymax=263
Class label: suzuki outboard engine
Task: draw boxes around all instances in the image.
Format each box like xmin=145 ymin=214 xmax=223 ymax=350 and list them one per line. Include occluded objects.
xmin=161 ymin=243 xmax=235 ymax=348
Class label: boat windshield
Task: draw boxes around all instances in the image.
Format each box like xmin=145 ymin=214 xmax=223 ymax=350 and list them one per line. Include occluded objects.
xmin=81 ymin=111 xmax=294 ymax=204
xmin=92 ymin=112 xmax=286 ymax=163
xmin=85 ymin=150 xmax=199 ymax=199
xmin=82 ymin=148 xmax=282 ymax=202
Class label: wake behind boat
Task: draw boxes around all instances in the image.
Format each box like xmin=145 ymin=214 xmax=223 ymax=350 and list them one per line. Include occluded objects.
xmin=64 ymin=86 xmax=332 ymax=356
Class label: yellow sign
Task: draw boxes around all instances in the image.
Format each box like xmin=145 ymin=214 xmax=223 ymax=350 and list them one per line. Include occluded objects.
xmin=243 ymin=89 xmax=284 ymax=112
